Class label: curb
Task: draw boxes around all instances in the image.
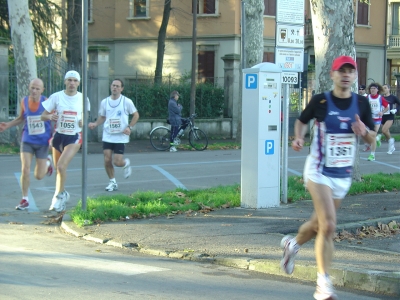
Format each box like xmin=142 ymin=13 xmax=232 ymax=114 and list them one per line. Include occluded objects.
xmin=61 ymin=215 xmax=400 ymax=297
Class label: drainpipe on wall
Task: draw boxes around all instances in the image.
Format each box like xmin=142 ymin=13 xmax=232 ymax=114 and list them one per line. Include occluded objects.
xmin=384 ymin=0 xmax=389 ymax=84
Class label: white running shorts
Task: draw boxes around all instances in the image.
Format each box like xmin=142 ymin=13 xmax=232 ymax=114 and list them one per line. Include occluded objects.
xmin=303 ymin=155 xmax=352 ymax=200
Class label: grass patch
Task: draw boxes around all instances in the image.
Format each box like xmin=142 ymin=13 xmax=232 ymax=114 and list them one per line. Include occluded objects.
xmin=348 ymin=172 xmax=400 ymax=195
xmin=70 ymin=172 xmax=400 ymax=227
xmin=70 ymin=185 xmax=240 ymax=227
xmin=0 ymin=143 xmax=20 ymax=154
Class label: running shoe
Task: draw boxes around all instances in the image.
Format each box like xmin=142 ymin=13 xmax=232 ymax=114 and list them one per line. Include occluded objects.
xmin=16 ymin=199 xmax=29 ymax=210
xmin=367 ymin=154 xmax=375 ymax=161
xmin=51 ymin=191 xmax=70 ymax=213
xmin=123 ymin=158 xmax=131 ymax=179
xmin=362 ymin=144 xmax=370 ymax=152
xmin=169 ymin=146 xmax=177 ymax=152
xmin=387 ymin=138 xmax=395 ymax=154
xmin=376 ymin=134 xmax=382 ymax=148
xmin=105 ymin=181 xmax=118 ymax=192
xmin=46 ymin=155 xmax=53 ymax=176
xmin=280 ymin=235 xmax=297 ymax=275
xmin=313 ymin=276 xmax=338 ymax=300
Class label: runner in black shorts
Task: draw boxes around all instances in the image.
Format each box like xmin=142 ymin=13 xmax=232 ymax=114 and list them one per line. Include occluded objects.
xmin=382 ymin=84 xmax=400 ymax=154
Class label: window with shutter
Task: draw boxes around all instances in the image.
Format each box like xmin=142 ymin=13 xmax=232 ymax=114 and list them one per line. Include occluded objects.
xmin=263 ymin=52 xmax=275 ymax=63
xmin=264 ymin=0 xmax=276 ymax=16
xmin=356 ymin=57 xmax=367 ymax=87
xmin=193 ymin=0 xmax=217 ymax=15
xmin=198 ymin=51 xmax=215 ymax=83
xmin=357 ymin=1 xmax=369 ymax=26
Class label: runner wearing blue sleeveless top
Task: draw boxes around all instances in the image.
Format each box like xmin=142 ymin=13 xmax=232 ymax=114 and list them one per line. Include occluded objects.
xmin=279 ymin=56 xmax=376 ymax=300
xmin=22 ymin=95 xmax=52 ymax=145
xmin=0 ymin=78 xmax=53 ymax=211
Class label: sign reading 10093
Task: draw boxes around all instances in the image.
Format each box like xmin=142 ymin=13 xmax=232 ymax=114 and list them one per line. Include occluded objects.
xmin=281 ymin=72 xmax=298 ymax=85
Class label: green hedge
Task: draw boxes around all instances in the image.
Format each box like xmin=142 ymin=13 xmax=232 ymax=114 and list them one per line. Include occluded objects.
xmin=124 ymin=82 xmax=224 ymax=119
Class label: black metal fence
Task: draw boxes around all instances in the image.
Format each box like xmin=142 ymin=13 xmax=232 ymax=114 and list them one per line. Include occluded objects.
xmin=9 ymin=52 xmax=78 ymax=116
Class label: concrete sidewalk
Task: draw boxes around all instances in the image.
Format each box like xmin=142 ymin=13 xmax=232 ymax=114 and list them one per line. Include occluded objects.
xmin=61 ymin=192 xmax=400 ymax=297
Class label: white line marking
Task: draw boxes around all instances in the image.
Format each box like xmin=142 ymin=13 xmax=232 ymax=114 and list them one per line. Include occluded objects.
xmin=360 ymin=157 xmax=400 ymax=170
xmin=151 ymin=165 xmax=187 ymax=189
xmin=14 ymin=172 xmax=39 ymax=212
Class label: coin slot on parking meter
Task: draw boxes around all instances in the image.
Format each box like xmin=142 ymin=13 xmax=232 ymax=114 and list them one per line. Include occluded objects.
xmin=241 ymin=62 xmax=282 ymax=208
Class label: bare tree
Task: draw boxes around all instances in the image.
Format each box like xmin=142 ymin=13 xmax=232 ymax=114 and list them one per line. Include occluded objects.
xmin=236 ymin=0 xmax=264 ymax=142
xmin=154 ymin=0 xmax=172 ymax=85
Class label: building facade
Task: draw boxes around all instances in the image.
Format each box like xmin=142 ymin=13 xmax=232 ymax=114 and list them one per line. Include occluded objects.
xmin=79 ymin=0 xmax=386 ymax=89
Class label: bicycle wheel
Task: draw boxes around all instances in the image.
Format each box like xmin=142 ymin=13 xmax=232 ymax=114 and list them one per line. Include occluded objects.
xmin=150 ymin=127 xmax=171 ymax=151
xmin=189 ymin=128 xmax=208 ymax=151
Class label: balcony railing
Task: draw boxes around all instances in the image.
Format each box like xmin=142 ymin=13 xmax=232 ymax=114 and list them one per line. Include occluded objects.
xmin=388 ymin=35 xmax=400 ymax=48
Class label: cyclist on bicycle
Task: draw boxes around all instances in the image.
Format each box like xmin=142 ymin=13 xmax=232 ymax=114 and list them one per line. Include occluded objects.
xmin=168 ymin=90 xmax=182 ymax=152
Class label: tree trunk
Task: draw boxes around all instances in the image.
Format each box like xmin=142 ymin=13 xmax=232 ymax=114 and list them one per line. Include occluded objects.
xmin=154 ymin=0 xmax=172 ymax=85
xmin=310 ymin=0 xmax=361 ymax=181
xmin=236 ymin=0 xmax=264 ymax=143
xmin=8 ymin=0 xmax=37 ymax=101
xmin=310 ymin=0 xmax=356 ymax=93
xmin=8 ymin=0 xmax=37 ymax=145
xmin=66 ymin=0 xmax=82 ymax=70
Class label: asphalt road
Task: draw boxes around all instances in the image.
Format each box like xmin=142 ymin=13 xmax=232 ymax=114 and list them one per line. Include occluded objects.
xmin=0 ymin=221 xmax=395 ymax=300
xmin=1 ymin=141 xmax=399 ymax=212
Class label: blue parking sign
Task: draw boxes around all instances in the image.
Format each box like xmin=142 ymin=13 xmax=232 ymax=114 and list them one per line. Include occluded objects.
xmin=245 ymin=74 xmax=257 ymax=89
xmin=265 ymin=140 xmax=274 ymax=155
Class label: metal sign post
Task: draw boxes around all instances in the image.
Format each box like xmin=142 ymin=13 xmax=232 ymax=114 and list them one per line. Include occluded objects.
xmin=81 ymin=0 xmax=88 ymax=210
xmin=276 ymin=0 xmax=305 ymax=204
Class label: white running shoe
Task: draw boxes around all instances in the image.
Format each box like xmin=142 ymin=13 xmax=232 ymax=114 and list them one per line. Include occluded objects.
xmin=105 ymin=181 xmax=118 ymax=191
xmin=387 ymin=138 xmax=395 ymax=154
xmin=124 ymin=158 xmax=131 ymax=179
xmin=170 ymin=146 xmax=177 ymax=152
xmin=52 ymin=191 xmax=69 ymax=213
xmin=280 ymin=235 xmax=298 ymax=275
xmin=313 ymin=275 xmax=338 ymax=300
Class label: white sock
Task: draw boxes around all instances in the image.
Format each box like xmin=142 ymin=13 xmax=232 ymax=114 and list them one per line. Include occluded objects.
xmin=23 ymin=196 xmax=29 ymax=201
xmin=110 ymin=178 xmax=116 ymax=183
xmin=124 ymin=159 xmax=129 ymax=167
xmin=371 ymin=152 xmax=375 ymax=155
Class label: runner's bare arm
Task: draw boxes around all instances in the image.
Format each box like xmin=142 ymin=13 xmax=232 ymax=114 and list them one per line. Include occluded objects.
xmin=292 ymin=119 xmax=308 ymax=151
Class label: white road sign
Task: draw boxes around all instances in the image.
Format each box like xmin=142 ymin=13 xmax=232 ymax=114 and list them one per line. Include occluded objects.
xmin=281 ymin=72 xmax=298 ymax=85
xmin=277 ymin=0 xmax=305 ymax=25
xmin=275 ymin=48 xmax=304 ymax=72
xmin=276 ymin=24 xmax=304 ymax=48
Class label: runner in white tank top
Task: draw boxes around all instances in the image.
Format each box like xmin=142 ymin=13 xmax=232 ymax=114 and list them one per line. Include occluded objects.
xmin=41 ymin=70 xmax=90 ymax=213
xmin=88 ymin=79 xmax=139 ymax=191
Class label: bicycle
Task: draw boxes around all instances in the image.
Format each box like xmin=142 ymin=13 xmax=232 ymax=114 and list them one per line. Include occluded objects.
xmin=150 ymin=114 xmax=209 ymax=151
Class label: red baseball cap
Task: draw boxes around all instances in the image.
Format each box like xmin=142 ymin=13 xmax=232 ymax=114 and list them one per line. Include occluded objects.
xmin=331 ymin=56 xmax=357 ymax=71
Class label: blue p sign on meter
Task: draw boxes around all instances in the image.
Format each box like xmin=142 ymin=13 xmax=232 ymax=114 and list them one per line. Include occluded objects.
xmin=245 ymin=74 xmax=258 ymax=89
xmin=281 ymin=72 xmax=298 ymax=85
